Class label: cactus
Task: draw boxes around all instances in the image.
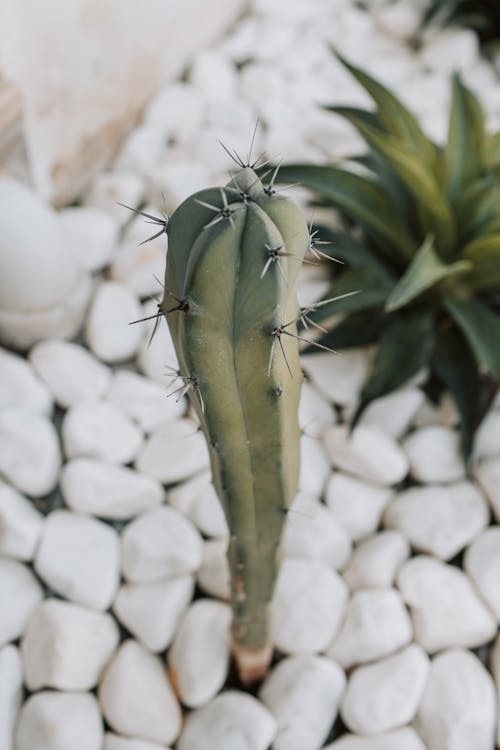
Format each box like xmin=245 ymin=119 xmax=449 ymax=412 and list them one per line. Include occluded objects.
xmin=157 ymin=164 xmax=310 ymax=681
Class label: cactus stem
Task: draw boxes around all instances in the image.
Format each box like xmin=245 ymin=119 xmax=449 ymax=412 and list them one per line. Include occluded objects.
xmin=308 ymin=224 xmax=342 ymax=263
xmin=261 ymin=243 xmax=301 ymax=281
xmin=166 ymin=372 xmax=205 ymax=412
xmin=117 ymin=202 xmax=169 ymax=245
xmin=268 ymin=327 xmax=293 ymax=378
xmin=196 ymin=188 xmax=241 ymax=228
xmin=274 ymin=316 xmax=338 ymax=356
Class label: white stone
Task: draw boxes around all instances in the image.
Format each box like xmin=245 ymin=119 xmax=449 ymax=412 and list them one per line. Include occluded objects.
xmin=420 ymin=28 xmax=479 ymax=75
xmin=107 ymin=369 xmax=185 ymax=433
xmin=259 ymin=655 xmax=346 ymax=750
xmin=105 ymin=736 xmax=170 ymax=750
xmin=473 ymin=409 xmax=500 ymax=461
xmin=168 ymin=599 xmax=231 ymax=708
xmin=85 ymin=281 xmax=143 ymax=363
xmin=59 ymin=206 xmax=119 ymax=272
xmin=413 ymin=391 xmax=459 ymax=429
xmin=62 ymin=400 xmax=143 ymax=463
xmin=299 ymin=379 xmax=336 ymax=438
xmin=168 ymin=471 xmax=228 ymax=538
xmin=340 ymin=644 xmax=430 ymax=735
xmin=300 ymin=350 xmax=368 ymax=406
xmin=121 ymin=505 xmax=203 ymax=583
xmin=397 ymin=556 xmax=497 ymax=652
xmin=177 ymin=691 xmax=276 ymax=750
xmin=342 ymin=531 xmax=410 ymax=590
xmin=475 ymin=457 xmax=500 ymax=519
xmin=0 ymin=558 xmax=43 ymax=646
xmin=0 ymin=347 xmax=52 ymax=415
xmin=271 ymin=558 xmax=348 ymax=654
xmin=327 ymin=588 xmax=413 ymax=669
xmin=189 ymin=51 xmax=238 ymax=101
xmin=99 ymin=640 xmax=181 ymax=745
xmin=29 ymin=339 xmax=111 ymax=408
xmin=374 ymin=1 xmax=422 ymax=38
xmin=197 ymin=538 xmax=230 ymax=600
xmin=324 ymin=425 xmax=409 ymax=486
xmin=61 ymin=458 xmax=164 ymax=519
xmin=325 ymin=727 xmax=427 ymax=749
xmin=21 ymin=599 xmax=119 ymax=690
xmin=114 ymin=125 xmax=166 ymax=175
xmin=281 ymin=492 xmax=352 ymax=570
xmin=384 ymin=481 xmax=489 ymax=560
xmin=16 ymin=691 xmax=103 ymax=750
xmin=113 ymin=576 xmax=194 ymax=652
xmin=34 ymin=509 xmax=120 ymax=610
xmin=0 ymin=645 xmax=22 ymax=750
xmin=110 ymin=218 xmax=166 ymax=299
xmin=416 ymin=649 xmax=496 ymax=750
xmin=0 ymin=481 xmax=43 ymax=561
xmin=403 ymin=426 xmax=465 ymax=483
xmin=464 ymin=527 xmax=500 ymax=621
xmin=135 ymin=418 xmax=210 ymax=484
xmin=0 ymin=408 xmax=61 ymax=496
xmin=136 ymin=298 xmax=179 ymax=383
xmin=490 ymin=636 xmax=500 ymax=746
xmin=325 ymin=473 xmax=392 ymax=541
xmin=358 ymin=388 xmax=425 ymax=439
xmin=84 ymin=173 xmax=144 ymax=224
xmin=299 ymin=435 xmax=331 ymax=497
xmin=144 ymin=82 xmax=204 ymax=144
xmin=147 ymin=160 xmax=213 ymax=213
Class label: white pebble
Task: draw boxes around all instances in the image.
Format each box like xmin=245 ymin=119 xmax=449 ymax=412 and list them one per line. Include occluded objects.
xmin=189 ymin=51 xmax=238 ymax=101
xmin=281 ymin=492 xmax=352 ymax=570
xmin=0 ymin=481 xmax=43 ymax=561
xmin=85 ymin=281 xmax=143 ymax=363
xmin=299 ymin=378 xmax=336 ymax=438
xmin=136 ymin=418 xmax=209 ymax=484
xmin=328 ymin=588 xmax=413 ymax=669
xmin=358 ymin=388 xmax=425 ymax=439
xmin=21 ymin=599 xmax=118 ymax=690
xmin=99 ymin=640 xmax=181 ymax=746
xmin=61 ymin=458 xmax=164 ymax=519
xmin=34 ymin=510 xmax=120 ymax=610
xmin=397 ymin=556 xmax=497 ymax=652
xmin=475 ymin=457 xmax=500 ymax=519
xmin=325 ymin=473 xmax=392 ymax=541
xmin=0 ymin=645 xmax=22 ymax=750
xmin=343 ymin=531 xmax=410 ymax=590
xmin=147 ymin=160 xmax=212 ymax=213
xmin=301 ymin=350 xmax=368 ymax=406
xmin=473 ymin=410 xmax=500 ymax=461
xmin=168 ymin=472 xmax=228 ymax=538
xmin=374 ymin=1 xmax=422 ymax=38
xmin=84 ymin=172 xmax=144 ymax=223
xmin=324 ymin=425 xmax=409 ymax=486
xmin=413 ymin=391 xmax=459 ymax=429
xmin=110 ymin=229 xmax=166 ymax=298
xmin=0 ymin=346 xmax=52 ymax=415
xmin=271 ymin=558 xmax=348 ymax=654
xmin=114 ymin=125 xmax=166 ymax=175
xmin=299 ymin=435 xmax=331 ymax=497
xmin=121 ymin=505 xmax=203 ymax=582
xmin=384 ymin=481 xmax=489 ymax=560
xmin=403 ymin=426 xmax=465 ymax=483
xmin=144 ymin=83 xmax=204 ymax=144
xmin=420 ymin=28 xmax=479 ymax=75
xmin=113 ymin=576 xmax=194 ymax=652
xmin=59 ymin=206 xmax=119 ymax=272
xmin=177 ymin=691 xmax=276 ymax=750
xmin=136 ymin=298 xmax=179 ymax=383
xmin=107 ymin=369 xmax=185 ymax=433
xmin=259 ymin=655 xmax=345 ymax=750
xmin=62 ymin=400 xmax=143 ymax=463
xmin=0 ymin=558 xmax=42 ymax=646
xmin=168 ymin=599 xmax=231 ymax=708
xmin=105 ymin=736 xmax=170 ymax=750
xmin=29 ymin=338 xmax=111 ymax=408
xmin=325 ymin=727 xmax=427 ymax=749
xmin=490 ymin=636 xmax=500 ymax=746
xmin=0 ymin=408 xmax=61 ymax=496
xmin=16 ymin=691 xmax=103 ymax=750
xmin=464 ymin=527 xmax=500 ymax=621
xmin=341 ymin=644 xmax=429 ymax=735
xmin=416 ymin=649 xmax=496 ymax=750
xmin=197 ymin=538 xmax=230 ymax=600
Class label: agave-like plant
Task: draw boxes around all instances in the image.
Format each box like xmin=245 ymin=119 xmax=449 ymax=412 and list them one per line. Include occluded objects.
xmin=275 ymin=54 xmax=500 ymax=458
xmin=423 ymin=0 xmax=500 ymax=48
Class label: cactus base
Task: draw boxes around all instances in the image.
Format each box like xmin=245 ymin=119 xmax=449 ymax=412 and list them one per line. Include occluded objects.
xmin=231 ymin=641 xmax=273 ymax=685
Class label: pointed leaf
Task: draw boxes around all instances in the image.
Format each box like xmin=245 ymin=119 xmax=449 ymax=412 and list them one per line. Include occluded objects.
xmin=313 ymin=226 xmax=396 ymax=276
xmin=303 ymin=309 xmax=386 ymax=352
xmin=444 ymin=296 xmax=500 ymax=377
xmin=324 ymin=105 xmax=383 ymax=131
xmin=445 ymin=74 xmax=485 ymax=200
xmin=461 ymin=234 xmax=500 ymax=292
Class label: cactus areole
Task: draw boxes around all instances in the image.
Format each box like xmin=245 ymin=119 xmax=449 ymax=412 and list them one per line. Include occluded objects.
xmin=161 ymin=167 xmax=309 ymax=681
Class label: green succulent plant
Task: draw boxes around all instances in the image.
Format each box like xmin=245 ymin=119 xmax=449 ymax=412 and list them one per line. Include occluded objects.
xmin=274 ymin=54 xmax=500 ymax=458
xmin=423 ymin=0 xmax=500 ymax=48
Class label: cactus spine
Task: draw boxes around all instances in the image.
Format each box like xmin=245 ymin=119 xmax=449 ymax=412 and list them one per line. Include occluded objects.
xmin=161 ymin=166 xmax=309 ymax=681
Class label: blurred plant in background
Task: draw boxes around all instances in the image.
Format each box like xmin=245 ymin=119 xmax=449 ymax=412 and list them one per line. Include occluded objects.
xmin=423 ymin=0 xmax=500 ymax=51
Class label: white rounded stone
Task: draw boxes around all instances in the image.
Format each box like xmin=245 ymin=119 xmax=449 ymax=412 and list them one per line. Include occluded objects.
xmin=0 ymin=408 xmax=61 ymax=496
xmin=99 ymin=640 xmax=181 ymax=746
xmin=114 ymin=125 xmax=166 ymax=175
xmin=358 ymin=387 xmax=425 ymax=439
xmin=144 ymin=82 xmax=205 ymax=143
xmin=416 ymin=649 xmax=496 ymax=750
xmin=0 ymin=347 xmax=52 ymax=415
xmin=85 ymin=281 xmax=143 ymax=363
xmin=475 ymin=457 xmax=500 ymax=519
xmin=403 ymin=426 xmax=465 ymax=483
xmin=135 ymin=418 xmax=209 ymax=484
xmin=413 ymin=391 xmax=459 ymax=429
xmin=16 ymin=691 xmax=103 ymax=750
xmin=136 ymin=298 xmax=179 ymax=383
xmin=190 ymin=51 xmax=238 ymax=101
xmin=325 ymin=727 xmax=427 ymax=749
xmin=300 ymin=350 xmax=368 ymax=406
xmin=21 ymin=599 xmax=119 ymax=690
xmin=397 ymin=556 xmax=497 ymax=652
xmin=61 ymin=458 xmax=164 ymax=519
xmin=168 ymin=599 xmax=231 ymax=708
xmin=113 ymin=576 xmax=194 ymax=652
xmin=325 ymin=473 xmax=392 ymax=541
xmin=299 ymin=379 xmax=336 ymax=438
xmin=271 ymin=558 xmax=348 ymax=654
xmin=105 ymin=736 xmax=170 ymax=750
xmin=343 ymin=531 xmax=410 ymax=590
xmin=420 ymin=28 xmax=479 ymax=75
xmin=0 ymin=481 xmax=43 ymax=561
xmin=147 ymin=160 xmax=213 ymax=213
xmin=384 ymin=481 xmax=489 ymax=560
xmin=464 ymin=527 xmax=500 ymax=621
xmin=0 ymin=558 xmax=42 ymax=646
xmin=324 ymin=425 xmax=409 ymax=486
xmin=110 ymin=221 xmax=166 ymax=299
xmin=121 ymin=505 xmax=203 ymax=583
xmin=196 ymin=538 xmax=230 ymax=600
xmin=177 ymin=691 xmax=276 ymax=750
xmin=34 ymin=509 xmax=120 ymax=610
xmin=341 ymin=644 xmax=430 ymax=735
xmin=0 ymin=645 xmax=22 ymax=750
xmin=490 ymin=635 xmax=500 ymax=746
xmin=168 ymin=471 xmax=228 ymax=538
xmin=29 ymin=339 xmax=111 ymax=408
xmin=259 ymin=655 xmax=346 ymax=750
xmin=298 ymin=435 xmax=331 ymax=497
xmin=374 ymin=1 xmax=422 ymax=38
xmin=281 ymin=492 xmax=352 ymax=570
xmin=59 ymin=206 xmax=119 ymax=272
xmin=107 ymin=369 xmax=185 ymax=433
xmin=62 ymin=400 xmax=143 ymax=463
xmin=84 ymin=172 xmax=144 ymax=223
xmin=473 ymin=409 xmax=500 ymax=461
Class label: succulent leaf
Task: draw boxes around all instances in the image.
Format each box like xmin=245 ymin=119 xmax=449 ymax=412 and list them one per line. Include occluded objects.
xmin=444 ymin=296 xmax=500 ymax=377
xmin=445 ymin=74 xmax=485 ymax=200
